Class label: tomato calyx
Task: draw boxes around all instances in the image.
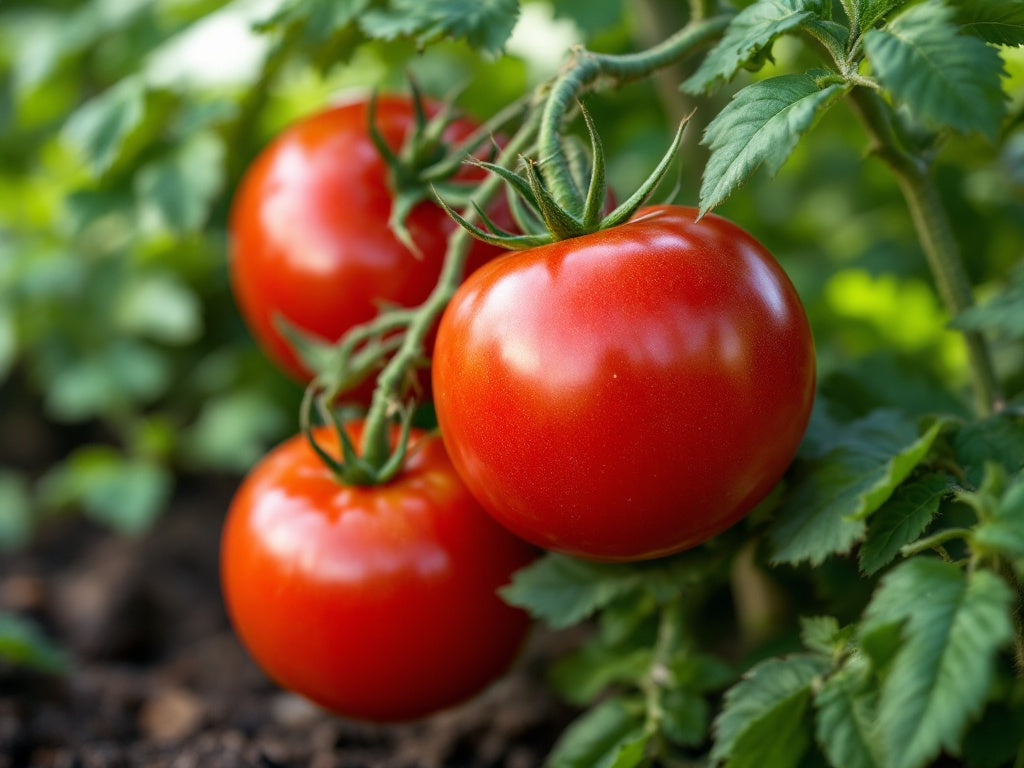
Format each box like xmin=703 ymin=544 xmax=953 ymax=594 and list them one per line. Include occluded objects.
xmin=436 ymin=103 xmax=690 ymax=250
xmin=299 ymin=381 xmax=416 ymax=486
xmin=366 ymin=83 xmax=503 ymax=258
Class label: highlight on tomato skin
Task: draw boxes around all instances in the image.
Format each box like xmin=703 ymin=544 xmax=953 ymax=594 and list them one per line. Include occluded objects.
xmin=219 ymin=422 xmax=537 ymax=723
xmin=227 ymin=94 xmax=510 ymax=394
xmin=432 ymin=204 xmax=816 ymax=563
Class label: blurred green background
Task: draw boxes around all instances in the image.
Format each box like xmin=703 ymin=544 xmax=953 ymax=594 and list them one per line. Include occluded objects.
xmin=1 ymin=0 xmax=1022 ymax=553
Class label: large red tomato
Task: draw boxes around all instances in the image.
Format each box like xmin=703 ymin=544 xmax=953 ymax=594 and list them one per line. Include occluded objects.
xmin=220 ymin=422 xmax=536 ymax=722
xmin=432 ymin=205 xmax=815 ymax=562
xmin=229 ymin=94 xmax=506 ymax=390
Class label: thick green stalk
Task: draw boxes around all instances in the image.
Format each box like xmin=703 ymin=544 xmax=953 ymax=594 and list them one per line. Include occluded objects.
xmin=358 ymin=17 xmax=733 ymax=475
xmin=538 ymin=15 xmax=731 ymax=211
xmin=358 ymin=108 xmax=544 ymax=469
xmin=848 ymin=88 xmax=1003 ymax=415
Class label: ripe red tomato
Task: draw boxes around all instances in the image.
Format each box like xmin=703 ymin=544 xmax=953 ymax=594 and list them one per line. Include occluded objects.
xmin=432 ymin=205 xmax=815 ymax=562
xmin=220 ymin=422 xmax=536 ymax=722
xmin=229 ymin=94 xmax=506 ymax=391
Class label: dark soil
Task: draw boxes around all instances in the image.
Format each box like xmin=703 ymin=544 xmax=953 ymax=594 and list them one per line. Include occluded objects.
xmin=0 ymin=475 xmax=577 ymax=768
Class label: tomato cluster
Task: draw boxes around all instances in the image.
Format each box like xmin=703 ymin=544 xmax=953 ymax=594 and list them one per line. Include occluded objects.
xmin=222 ymin=96 xmax=535 ymax=724
xmin=223 ymin=95 xmax=814 ymax=723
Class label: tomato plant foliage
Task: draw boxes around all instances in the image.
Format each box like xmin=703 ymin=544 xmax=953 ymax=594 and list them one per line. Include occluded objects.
xmin=2 ymin=0 xmax=1024 ymax=765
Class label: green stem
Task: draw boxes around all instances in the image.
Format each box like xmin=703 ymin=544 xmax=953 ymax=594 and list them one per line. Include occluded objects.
xmin=899 ymin=526 xmax=973 ymax=558
xmin=538 ymin=15 xmax=731 ymax=211
xmin=358 ymin=106 xmax=545 ymax=469
xmin=848 ymin=88 xmax=1003 ymax=416
xmin=642 ymin=596 xmax=684 ymax=749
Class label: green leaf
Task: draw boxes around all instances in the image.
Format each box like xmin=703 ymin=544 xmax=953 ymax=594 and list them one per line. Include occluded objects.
xmin=770 ymin=411 xmax=947 ymax=566
xmin=661 ymin=688 xmax=711 ymax=747
xmin=952 ymin=0 xmax=1024 ymax=46
xmin=814 ymin=657 xmax=883 ymax=768
xmin=954 ymin=413 xmax=1024 ymax=485
xmin=799 ymin=615 xmax=845 ymax=655
xmin=115 ymin=273 xmax=202 ymax=345
xmin=40 ymin=447 xmax=173 ymax=534
xmin=858 ymin=0 xmax=908 ymax=32
xmin=360 ymin=0 xmax=520 ymax=56
xmin=183 ymin=390 xmax=290 ymax=473
xmin=547 ymin=697 xmax=647 ymax=768
xmin=671 ymin=651 xmax=736 ymax=694
xmin=683 ymin=0 xmax=827 ymax=94
xmin=0 ymin=307 xmax=15 ymax=382
xmin=951 ymin=262 xmax=1024 ymax=339
xmin=62 ymin=78 xmax=177 ymax=177
xmin=863 ymin=1 xmax=1006 ymax=138
xmin=712 ymin=655 xmax=829 ymax=768
xmin=859 ymin=473 xmax=954 ymax=575
xmin=699 ymin=73 xmax=845 ymax=215
xmin=0 ymin=472 xmax=32 ymax=551
xmin=135 ymin=131 xmax=225 ymax=234
xmin=500 ymin=554 xmax=644 ymax=629
xmin=551 ymin=640 xmax=653 ymax=706
xmin=859 ymin=559 xmax=1014 ymax=768
xmin=46 ymin=341 xmax=172 ymax=421
xmin=0 ymin=613 xmax=68 ymax=675
xmin=973 ymin=472 xmax=1024 ymax=559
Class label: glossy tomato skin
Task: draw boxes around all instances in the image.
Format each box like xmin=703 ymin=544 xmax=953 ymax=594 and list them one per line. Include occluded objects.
xmin=220 ymin=423 xmax=536 ymax=722
xmin=432 ymin=205 xmax=815 ymax=562
xmin=229 ymin=95 xmax=506 ymax=389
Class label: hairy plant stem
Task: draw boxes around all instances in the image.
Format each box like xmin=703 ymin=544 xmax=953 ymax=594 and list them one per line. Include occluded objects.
xmin=356 ymin=16 xmax=732 ymax=475
xmin=538 ymin=15 xmax=731 ymax=211
xmin=847 ymin=87 xmax=1003 ymax=416
xmin=357 ymin=106 xmax=544 ymax=469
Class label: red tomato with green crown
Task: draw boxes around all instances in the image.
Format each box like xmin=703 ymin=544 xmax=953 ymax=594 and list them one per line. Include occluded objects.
xmin=432 ymin=205 xmax=815 ymax=562
xmin=220 ymin=422 xmax=536 ymax=722
xmin=229 ymin=95 xmax=506 ymax=391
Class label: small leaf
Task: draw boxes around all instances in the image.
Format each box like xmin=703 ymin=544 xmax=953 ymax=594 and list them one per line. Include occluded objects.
xmin=661 ymin=688 xmax=710 ymax=747
xmin=135 ymin=131 xmax=225 ymax=234
xmin=770 ymin=411 xmax=947 ymax=566
xmin=699 ymin=74 xmax=845 ymax=215
xmin=0 ymin=472 xmax=32 ymax=551
xmin=0 ymin=613 xmax=69 ymax=675
xmin=360 ymin=0 xmax=520 ymax=56
xmin=62 ymin=79 xmax=177 ymax=177
xmin=0 ymin=308 xmax=15 ymax=383
xmin=863 ymin=1 xmax=1006 ymax=138
xmin=973 ymin=472 xmax=1024 ymax=560
xmin=712 ymin=655 xmax=829 ymax=768
xmin=115 ymin=273 xmax=202 ymax=345
xmin=858 ymin=0 xmax=908 ymax=33
xmin=859 ymin=473 xmax=954 ymax=575
xmin=952 ymin=0 xmax=1024 ymax=46
xmin=859 ymin=559 xmax=1013 ymax=768
xmin=500 ymin=554 xmax=644 ymax=629
xmin=183 ymin=390 xmax=290 ymax=473
xmin=683 ymin=0 xmax=827 ymax=94
xmin=814 ymin=657 xmax=883 ymax=768
xmin=547 ymin=697 xmax=647 ymax=768
xmin=40 ymin=447 xmax=173 ymax=534
xmin=951 ymin=262 xmax=1024 ymax=339
xmin=954 ymin=413 xmax=1024 ymax=485
xmin=551 ymin=639 xmax=652 ymax=706
xmin=799 ymin=615 xmax=843 ymax=655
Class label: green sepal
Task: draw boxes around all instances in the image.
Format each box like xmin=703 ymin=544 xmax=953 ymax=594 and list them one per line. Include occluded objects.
xmin=524 ymin=159 xmax=587 ymax=240
xmin=432 ymin=187 xmax=552 ymax=249
xmin=600 ymin=116 xmax=689 ymax=229
xmin=580 ymin=103 xmax=608 ymax=229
